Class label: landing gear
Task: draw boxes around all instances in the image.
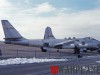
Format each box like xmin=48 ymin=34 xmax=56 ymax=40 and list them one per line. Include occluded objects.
xmin=97 ymin=50 xmax=100 ymax=53
xmin=74 ymin=46 xmax=80 ymax=54
xmin=83 ymin=50 xmax=87 ymax=52
xmin=57 ymin=50 xmax=59 ymax=52
xmin=74 ymin=45 xmax=82 ymax=58
xmin=74 ymin=49 xmax=77 ymax=54
xmin=0 ymin=49 xmax=2 ymax=56
xmin=77 ymin=54 xmax=82 ymax=58
xmin=41 ymin=47 xmax=47 ymax=52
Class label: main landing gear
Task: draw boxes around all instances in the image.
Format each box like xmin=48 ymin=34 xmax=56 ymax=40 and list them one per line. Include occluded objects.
xmin=41 ymin=47 xmax=47 ymax=52
xmin=74 ymin=46 xmax=82 ymax=58
xmin=97 ymin=50 xmax=100 ymax=53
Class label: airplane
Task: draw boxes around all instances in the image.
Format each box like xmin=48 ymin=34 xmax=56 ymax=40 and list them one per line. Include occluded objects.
xmin=1 ymin=20 xmax=100 ymax=58
xmin=43 ymin=26 xmax=100 ymax=54
xmin=76 ymin=37 xmax=100 ymax=53
xmin=1 ymin=20 xmax=77 ymax=51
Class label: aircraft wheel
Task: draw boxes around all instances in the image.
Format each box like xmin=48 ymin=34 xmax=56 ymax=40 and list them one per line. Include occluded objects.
xmin=83 ymin=50 xmax=87 ymax=52
xmin=78 ymin=54 xmax=82 ymax=58
xmin=41 ymin=47 xmax=47 ymax=52
xmin=97 ymin=50 xmax=100 ymax=53
xmin=42 ymin=49 xmax=47 ymax=52
xmin=74 ymin=50 xmax=76 ymax=54
xmin=0 ymin=50 xmax=2 ymax=56
xmin=57 ymin=50 xmax=59 ymax=52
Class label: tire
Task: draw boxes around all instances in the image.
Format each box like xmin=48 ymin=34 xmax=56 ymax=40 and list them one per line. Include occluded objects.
xmin=78 ymin=55 xmax=82 ymax=58
xmin=97 ymin=50 xmax=100 ymax=53
xmin=83 ymin=50 xmax=87 ymax=52
xmin=57 ymin=50 xmax=59 ymax=52
xmin=0 ymin=50 xmax=2 ymax=56
xmin=41 ymin=47 xmax=47 ymax=52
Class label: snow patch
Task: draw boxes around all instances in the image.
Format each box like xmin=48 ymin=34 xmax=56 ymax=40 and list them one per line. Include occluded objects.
xmin=0 ymin=58 xmax=67 ymax=65
xmin=96 ymin=61 xmax=100 ymax=63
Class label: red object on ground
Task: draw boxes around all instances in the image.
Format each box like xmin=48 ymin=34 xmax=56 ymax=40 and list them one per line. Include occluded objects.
xmin=50 ymin=66 xmax=58 ymax=74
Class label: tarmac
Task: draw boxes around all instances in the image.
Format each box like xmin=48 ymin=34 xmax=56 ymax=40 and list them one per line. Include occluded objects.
xmin=0 ymin=43 xmax=100 ymax=75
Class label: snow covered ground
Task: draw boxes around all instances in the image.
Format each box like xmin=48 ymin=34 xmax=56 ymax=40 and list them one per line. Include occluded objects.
xmin=96 ymin=61 xmax=100 ymax=63
xmin=0 ymin=58 xmax=67 ymax=65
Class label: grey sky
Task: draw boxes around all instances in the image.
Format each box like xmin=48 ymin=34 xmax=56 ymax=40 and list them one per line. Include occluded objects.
xmin=0 ymin=0 xmax=100 ymax=40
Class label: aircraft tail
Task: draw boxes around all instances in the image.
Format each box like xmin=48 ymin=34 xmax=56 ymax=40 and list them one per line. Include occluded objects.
xmin=44 ymin=26 xmax=55 ymax=39
xmin=1 ymin=20 xmax=24 ymax=43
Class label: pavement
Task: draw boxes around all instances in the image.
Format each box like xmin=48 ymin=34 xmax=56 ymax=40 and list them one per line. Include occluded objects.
xmin=0 ymin=57 xmax=100 ymax=75
xmin=0 ymin=44 xmax=100 ymax=75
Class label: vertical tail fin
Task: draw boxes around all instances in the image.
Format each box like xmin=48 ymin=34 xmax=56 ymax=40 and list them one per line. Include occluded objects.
xmin=1 ymin=20 xmax=24 ymax=42
xmin=44 ymin=26 xmax=55 ymax=39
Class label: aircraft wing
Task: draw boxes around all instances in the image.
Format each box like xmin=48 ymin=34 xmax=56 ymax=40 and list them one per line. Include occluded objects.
xmin=54 ymin=39 xmax=77 ymax=49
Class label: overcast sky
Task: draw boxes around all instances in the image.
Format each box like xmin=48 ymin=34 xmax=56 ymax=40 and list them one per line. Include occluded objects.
xmin=0 ymin=0 xmax=100 ymax=40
